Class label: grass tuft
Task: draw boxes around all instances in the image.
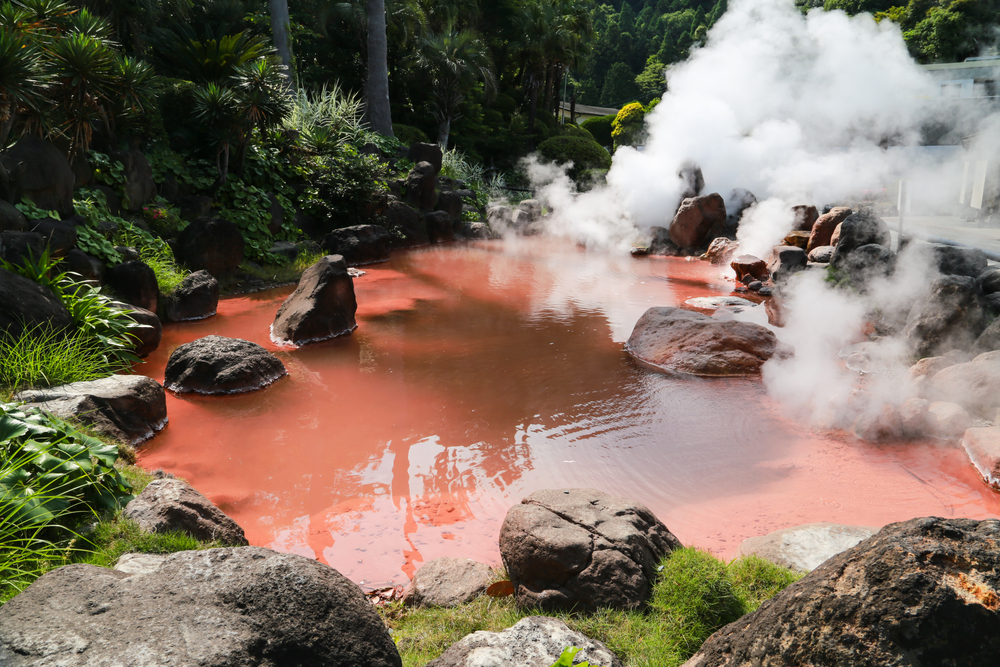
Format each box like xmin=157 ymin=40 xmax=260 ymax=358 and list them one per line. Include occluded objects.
xmin=73 ymin=512 xmax=223 ymax=570
xmin=0 ymin=325 xmax=132 ymax=392
xmin=380 ymin=547 xmax=803 ymax=667
xmin=141 ymin=252 xmax=187 ymax=295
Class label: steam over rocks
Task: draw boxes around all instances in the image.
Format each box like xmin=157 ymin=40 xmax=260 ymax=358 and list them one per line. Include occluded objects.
xmin=829 ymin=207 xmax=890 ymax=265
xmin=164 ymin=335 xmax=287 ymax=395
xmin=832 ymin=243 xmax=895 ymax=287
xmin=929 ymin=244 xmax=988 ymax=279
xmin=806 ymin=206 xmax=852 ymax=253
xmin=790 ymin=205 xmax=819 ymax=232
xmin=669 ymin=193 xmax=726 ymax=250
xmin=627 ymin=307 xmax=790 ymax=376
xmin=682 ymin=517 xmax=1000 ymax=667
xmin=271 ymin=255 xmax=358 ymax=345
xmin=0 ymin=547 xmax=403 ymax=667
xmin=767 ymin=246 xmax=806 ymax=282
xmin=704 ymin=237 xmax=738 ymax=264
xmin=928 ymin=350 xmax=1000 ymax=417
xmin=499 ymin=488 xmax=680 ymax=612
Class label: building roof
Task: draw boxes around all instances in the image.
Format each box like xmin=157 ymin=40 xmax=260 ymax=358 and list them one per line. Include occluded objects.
xmin=921 ymin=57 xmax=1000 ymax=80
xmin=558 ymin=102 xmax=620 ymax=117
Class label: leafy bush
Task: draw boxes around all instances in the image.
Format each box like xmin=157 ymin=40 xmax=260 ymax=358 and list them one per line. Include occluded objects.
xmin=536 ymin=136 xmax=612 ymax=184
xmin=393 ymin=124 xmax=430 ymax=146
xmin=612 ymin=102 xmax=645 ymax=148
xmin=580 ymin=114 xmax=616 ymax=147
xmin=216 ymin=180 xmax=295 ymax=263
xmin=560 ymin=123 xmax=593 ymax=139
xmin=297 ymin=147 xmax=388 ymax=234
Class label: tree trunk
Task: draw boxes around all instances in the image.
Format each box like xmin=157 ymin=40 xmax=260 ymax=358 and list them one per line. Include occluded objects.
xmin=269 ymin=0 xmax=295 ymax=90
xmin=527 ymin=84 xmax=538 ymax=151
xmin=365 ymin=0 xmax=393 ymax=136
xmin=437 ymin=117 xmax=451 ymax=150
xmin=570 ymin=92 xmax=576 ymax=125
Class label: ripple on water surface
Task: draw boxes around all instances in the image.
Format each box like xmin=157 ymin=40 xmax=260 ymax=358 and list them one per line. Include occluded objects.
xmin=136 ymin=238 xmax=1000 ymax=585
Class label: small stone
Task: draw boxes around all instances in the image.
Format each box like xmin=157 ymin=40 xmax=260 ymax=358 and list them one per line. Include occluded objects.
xmin=402 ymin=558 xmax=493 ymax=608
xmin=758 ymin=286 xmax=773 ymax=296
xmin=748 ymin=280 xmax=762 ymax=291
xmin=738 ymin=522 xmax=877 ymax=572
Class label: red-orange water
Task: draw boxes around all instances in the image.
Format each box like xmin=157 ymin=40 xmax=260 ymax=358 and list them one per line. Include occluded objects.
xmin=137 ymin=238 xmax=1000 ymax=585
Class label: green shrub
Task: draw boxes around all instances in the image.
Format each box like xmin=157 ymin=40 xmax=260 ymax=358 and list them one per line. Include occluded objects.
xmin=297 ymin=147 xmax=389 ymax=234
xmin=393 ymin=124 xmax=430 ymax=146
xmin=612 ymin=102 xmax=646 ymax=148
xmin=536 ymin=135 xmax=612 ymax=184
xmin=560 ymin=123 xmax=593 ymax=139
xmin=580 ymin=114 xmax=616 ymax=147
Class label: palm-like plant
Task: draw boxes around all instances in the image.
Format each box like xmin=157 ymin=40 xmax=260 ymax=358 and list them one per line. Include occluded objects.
xmin=192 ymin=81 xmax=241 ymax=189
xmin=151 ymin=24 xmax=270 ymax=83
xmin=0 ymin=29 xmax=47 ymax=146
xmin=411 ymin=27 xmax=495 ymax=149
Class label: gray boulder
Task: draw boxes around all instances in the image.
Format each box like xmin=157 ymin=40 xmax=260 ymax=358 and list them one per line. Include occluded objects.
xmin=58 ymin=248 xmax=105 ymax=284
xmin=408 ymin=142 xmax=443 ymax=174
xmin=271 ymin=255 xmax=357 ymax=345
xmin=738 ymin=522 xmax=877 ymax=572
xmin=499 ymin=488 xmax=680 ymax=611
xmin=113 ymin=553 xmax=168 ymax=576
xmin=767 ymin=245 xmax=807 ymax=282
xmin=178 ymin=216 xmax=245 ymax=277
xmin=928 ymin=350 xmax=1000 ymax=417
xmin=164 ymin=335 xmax=287 ymax=395
xmin=105 ymin=259 xmax=159 ymax=313
xmin=423 ymin=210 xmax=454 ymax=243
xmin=0 ymin=199 xmax=27 ymax=232
xmin=0 ymin=230 xmax=44 ymax=266
xmin=0 ymin=266 xmax=72 ymax=341
xmin=124 ymin=478 xmax=248 ymax=545
xmin=403 ymin=557 xmax=494 ymax=608
xmin=929 ymin=244 xmax=988 ymax=279
xmin=435 ymin=189 xmax=464 ymax=223
xmin=406 ymin=161 xmax=437 ymax=210
xmin=122 ymin=304 xmax=161 ymax=358
xmin=807 ymin=245 xmax=835 ymax=263
xmin=682 ymin=517 xmax=1000 ymax=667
xmin=460 ymin=221 xmax=492 ymax=239
xmin=17 ymin=375 xmax=167 ymax=445
xmin=977 ymin=265 xmax=1000 ymax=295
xmin=28 ymin=217 xmax=76 ymax=254
xmin=427 ymin=616 xmax=623 ymax=667
xmin=1 ymin=136 xmax=75 ymax=217
xmin=323 ymin=224 xmax=391 ymax=265
xmin=384 ymin=200 xmax=428 ymax=247
xmin=902 ymin=275 xmax=985 ymax=358
xmin=831 ymin=243 xmax=894 ymax=288
xmin=0 ymin=547 xmax=403 ymax=667
xmin=161 ymin=270 xmax=219 ymax=322
xmin=829 ymin=207 xmax=890 ymax=264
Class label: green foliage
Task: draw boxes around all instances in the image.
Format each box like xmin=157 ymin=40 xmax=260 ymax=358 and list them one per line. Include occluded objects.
xmin=536 ymin=135 xmax=613 ymax=184
xmin=74 ymin=512 xmax=224 ymax=570
xmin=0 ymin=324 xmax=132 ymax=391
xmin=600 ymin=62 xmax=640 ymax=108
xmin=580 ymin=114 xmax=615 ymax=147
xmin=216 ymin=180 xmax=286 ymax=263
xmin=297 ymin=147 xmax=389 ymax=234
xmin=393 ymin=123 xmax=430 ymax=146
xmin=74 ymin=224 xmax=122 ymax=267
xmin=14 ymin=198 xmax=58 ymax=221
xmin=612 ymin=101 xmax=646 ymax=148
xmin=382 ymin=548 xmax=802 ymax=667
xmin=635 ymin=55 xmax=667 ymax=102
xmin=285 ymin=82 xmax=365 ymax=149
xmin=90 ymin=151 xmax=129 ymax=199
xmin=560 ymin=123 xmax=593 ymax=139
xmin=550 ymin=647 xmax=589 ymax=667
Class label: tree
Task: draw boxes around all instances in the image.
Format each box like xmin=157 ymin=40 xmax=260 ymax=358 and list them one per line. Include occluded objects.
xmin=599 ymin=61 xmax=639 ymax=108
xmin=365 ymin=0 xmax=393 ymax=136
xmin=635 ymin=54 xmax=666 ymax=102
xmin=269 ymin=0 xmax=294 ymax=89
xmin=411 ymin=28 xmax=494 ymax=148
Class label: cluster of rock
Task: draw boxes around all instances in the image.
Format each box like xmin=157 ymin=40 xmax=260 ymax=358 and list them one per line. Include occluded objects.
xmin=487 ymin=198 xmax=547 ymax=236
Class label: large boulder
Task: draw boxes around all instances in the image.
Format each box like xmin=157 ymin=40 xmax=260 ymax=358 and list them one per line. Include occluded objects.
xmin=829 ymin=207 xmax=890 ymax=265
xmin=928 ymin=244 xmax=988 ymax=279
xmin=0 ymin=136 xmax=75 ymax=218
xmin=177 ymin=216 xmax=245 ymax=277
xmin=806 ymin=206 xmax=852 ymax=253
xmin=767 ymin=245 xmax=807 ymax=283
xmin=0 ymin=230 xmax=44 ymax=266
xmin=0 ymin=547 xmax=403 ymax=667
xmin=408 ymin=142 xmax=443 ymax=174
xmin=105 ymin=259 xmax=159 ymax=313
xmin=435 ymin=190 xmax=464 ymax=224
xmin=626 ymin=306 xmax=790 ymax=377
xmin=406 ymin=161 xmax=437 ymax=210
xmin=704 ymin=237 xmax=739 ymax=265
xmin=977 ymin=265 xmax=1000 ymax=295
xmin=322 ymin=224 xmax=391 ymax=265
xmin=738 ymin=522 xmax=877 ymax=572
xmin=669 ymin=193 xmax=726 ymax=250
xmin=681 ymin=517 xmax=1000 ymax=667
xmin=0 ymin=199 xmax=28 ymax=233
xmin=384 ymin=200 xmax=428 ymax=247
xmin=17 ymin=375 xmax=167 ymax=445
xmin=423 ymin=210 xmax=454 ymax=243
xmin=58 ymin=248 xmax=105 ymax=284
xmin=791 ymin=204 xmax=819 ymax=232
xmin=730 ymin=254 xmax=768 ymax=282
xmin=164 ymin=335 xmax=287 ymax=395
xmin=28 ymin=217 xmax=77 ymax=255
xmin=271 ymin=255 xmax=357 ymax=345
xmin=109 ymin=150 xmax=157 ymax=212
xmin=499 ymin=488 xmax=681 ymax=611
xmin=902 ymin=275 xmax=985 ymax=358
xmin=160 ymin=270 xmax=219 ymax=322
xmin=402 ymin=557 xmax=494 ymax=608
xmin=928 ymin=350 xmax=1000 ymax=416
xmin=124 ymin=478 xmax=248 ymax=545
xmin=0 ymin=267 xmax=72 ymax=341
xmin=427 ymin=616 xmax=623 ymax=667
xmin=831 ymin=243 xmax=895 ymax=288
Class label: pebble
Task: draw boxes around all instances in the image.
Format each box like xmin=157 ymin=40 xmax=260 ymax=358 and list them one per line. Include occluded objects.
xmin=748 ymin=281 xmax=762 ymax=291
xmin=759 ymin=286 xmax=773 ymax=296
xmin=735 ymin=285 xmax=748 ymax=293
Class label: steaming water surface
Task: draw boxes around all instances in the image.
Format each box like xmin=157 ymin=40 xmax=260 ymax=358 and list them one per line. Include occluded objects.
xmin=137 ymin=239 xmax=1000 ymax=585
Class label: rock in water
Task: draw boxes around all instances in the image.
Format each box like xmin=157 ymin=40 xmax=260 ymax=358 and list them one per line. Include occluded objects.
xmin=682 ymin=517 xmax=1000 ymax=667
xmin=738 ymin=522 xmax=877 ymax=572
xmin=125 ymin=478 xmax=248 ymax=545
xmin=17 ymin=375 xmax=167 ymax=445
xmin=402 ymin=557 xmax=494 ymax=608
xmin=161 ymin=270 xmax=219 ymax=322
xmin=626 ymin=306 xmax=790 ymax=376
xmin=164 ymin=335 xmax=287 ymax=394
xmin=0 ymin=547 xmax=403 ymax=667
xmin=322 ymin=224 xmax=391 ymax=265
xmin=902 ymin=275 xmax=985 ymax=358
xmin=427 ymin=616 xmax=623 ymax=667
xmin=669 ymin=193 xmax=726 ymax=249
xmin=704 ymin=237 xmax=739 ymax=264
xmin=963 ymin=426 xmax=1000 ymax=489
xmin=730 ymin=254 xmax=768 ymax=282
xmin=271 ymin=255 xmax=357 ymax=345
xmin=499 ymin=488 xmax=680 ymax=611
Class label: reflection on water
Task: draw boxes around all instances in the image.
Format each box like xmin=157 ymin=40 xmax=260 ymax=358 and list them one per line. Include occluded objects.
xmin=137 ymin=238 xmax=1000 ymax=584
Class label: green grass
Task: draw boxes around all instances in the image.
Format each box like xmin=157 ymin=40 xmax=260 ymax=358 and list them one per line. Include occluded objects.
xmin=141 ymin=252 xmax=187 ymax=296
xmin=227 ymin=249 xmax=327 ymax=292
xmin=72 ymin=511 xmax=224 ymax=570
xmin=0 ymin=325 xmax=133 ymax=393
xmin=380 ymin=548 xmax=801 ymax=667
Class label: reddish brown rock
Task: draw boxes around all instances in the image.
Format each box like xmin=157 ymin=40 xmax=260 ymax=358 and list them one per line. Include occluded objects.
xmin=730 ymin=254 xmax=768 ymax=282
xmin=704 ymin=237 xmax=739 ymax=265
xmin=791 ymin=205 xmax=819 ymax=232
xmin=963 ymin=426 xmax=1000 ymax=489
xmin=853 ymin=404 xmax=903 ymax=442
xmin=782 ymin=230 xmax=810 ymax=249
xmin=626 ymin=306 xmax=790 ymax=377
xmin=806 ymin=207 xmax=852 ymax=253
xmin=830 ymin=222 xmax=843 ymax=247
xmin=669 ymin=193 xmax=726 ymax=249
